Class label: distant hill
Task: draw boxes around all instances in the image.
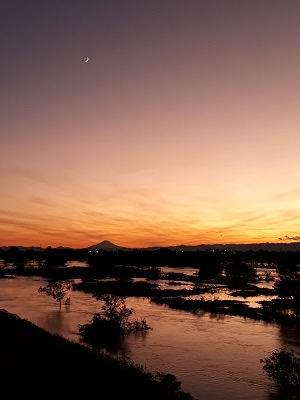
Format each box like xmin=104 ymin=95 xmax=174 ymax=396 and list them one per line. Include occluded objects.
xmin=0 ymin=246 xmax=72 ymax=252
xmin=88 ymin=240 xmax=128 ymax=252
xmin=0 ymin=246 xmax=44 ymax=252
xmin=87 ymin=240 xmax=300 ymax=252
xmin=2 ymin=241 xmax=300 ymax=252
xmin=166 ymin=242 xmax=300 ymax=252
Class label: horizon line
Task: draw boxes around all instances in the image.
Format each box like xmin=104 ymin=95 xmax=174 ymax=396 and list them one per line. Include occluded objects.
xmin=1 ymin=240 xmax=300 ymax=250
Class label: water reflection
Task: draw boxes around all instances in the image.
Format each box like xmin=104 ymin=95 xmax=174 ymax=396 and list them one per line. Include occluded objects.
xmin=0 ymin=276 xmax=298 ymax=400
xmin=278 ymin=324 xmax=300 ymax=348
xmin=37 ymin=309 xmax=71 ymax=336
xmin=99 ymin=331 xmax=149 ymax=358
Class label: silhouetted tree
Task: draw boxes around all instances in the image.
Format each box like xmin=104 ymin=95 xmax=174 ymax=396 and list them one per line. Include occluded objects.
xmin=277 ymin=263 xmax=299 ymax=276
xmin=274 ymin=275 xmax=300 ymax=313
xmin=261 ymin=349 xmax=300 ymax=388
xmin=79 ymin=295 xmax=150 ymax=346
xmin=101 ymin=295 xmax=134 ymax=326
xmin=38 ymin=281 xmax=71 ymax=309
xmin=146 ymin=266 xmax=161 ymax=280
xmin=198 ymin=254 xmax=222 ymax=280
xmin=263 ymin=271 xmax=274 ymax=281
xmin=224 ymin=260 xmax=256 ymax=287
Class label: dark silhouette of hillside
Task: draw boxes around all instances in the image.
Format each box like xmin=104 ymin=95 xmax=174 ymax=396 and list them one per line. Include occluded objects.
xmin=0 ymin=310 xmax=192 ymax=400
xmin=1 ymin=246 xmax=300 ymax=272
xmin=2 ymin=240 xmax=300 ymax=253
xmin=88 ymin=240 xmax=127 ymax=251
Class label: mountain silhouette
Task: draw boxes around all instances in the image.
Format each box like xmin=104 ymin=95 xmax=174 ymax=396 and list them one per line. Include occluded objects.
xmin=87 ymin=241 xmax=300 ymax=252
xmin=2 ymin=241 xmax=300 ymax=252
xmin=88 ymin=240 xmax=127 ymax=252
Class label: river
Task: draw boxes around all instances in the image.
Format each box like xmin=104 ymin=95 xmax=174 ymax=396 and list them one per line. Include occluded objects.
xmin=0 ymin=276 xmax=299 ymax=400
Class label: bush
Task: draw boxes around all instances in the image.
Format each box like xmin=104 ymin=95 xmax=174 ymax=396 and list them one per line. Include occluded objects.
xmin=261 ymin=349 xmax=300 ymax=388
xmin=224 ymin=261 xmax=256 ymax=287
xmin=79 ymin=295 xmax=150 ymax=346
xmin=146 ymin=266 xmax=161 ymax=280
xmin=274 ymin=275 xmax=300 ymax=308
xmin=198 ymin=256 xmax=222 ymax=280
xmin=79 ymin=314 xmax=124 ymax=345
xmin=277 ymin=262 xmax=299 ymax=276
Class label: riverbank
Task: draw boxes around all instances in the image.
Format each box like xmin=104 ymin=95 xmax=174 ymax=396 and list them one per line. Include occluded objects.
xmin=0 ymin=309 xmax=192 ymax=400
xmin=152 ymin=296 xmax=300 ymax=325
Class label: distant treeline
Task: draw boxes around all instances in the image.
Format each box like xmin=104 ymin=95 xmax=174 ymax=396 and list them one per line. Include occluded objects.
xmin=1 ymin=246 xmax=300 ymax=268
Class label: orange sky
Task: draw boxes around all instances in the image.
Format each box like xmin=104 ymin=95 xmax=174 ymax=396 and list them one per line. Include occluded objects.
xmin=1 ymin=1 xmax=300 ymax=248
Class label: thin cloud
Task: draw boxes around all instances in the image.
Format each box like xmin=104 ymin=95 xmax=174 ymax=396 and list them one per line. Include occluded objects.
xmin=284 ymin=235 xmax=300 ymax=241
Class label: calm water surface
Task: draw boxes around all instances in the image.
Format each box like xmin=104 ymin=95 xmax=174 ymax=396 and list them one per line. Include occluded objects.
xmin=0 ymin=276 xmax=299 ymax=400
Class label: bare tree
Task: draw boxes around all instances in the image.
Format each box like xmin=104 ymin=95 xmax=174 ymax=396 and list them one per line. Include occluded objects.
xmin=38 ymin=281 xmax=71 ymax=309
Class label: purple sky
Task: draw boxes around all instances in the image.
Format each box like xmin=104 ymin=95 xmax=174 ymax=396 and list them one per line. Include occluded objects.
xmin=1 ymin=0 xmax=300 ymax=247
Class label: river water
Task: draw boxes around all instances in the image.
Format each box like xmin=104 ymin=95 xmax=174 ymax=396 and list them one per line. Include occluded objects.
xmin=0 ymin=276 xmax=299 ymax=400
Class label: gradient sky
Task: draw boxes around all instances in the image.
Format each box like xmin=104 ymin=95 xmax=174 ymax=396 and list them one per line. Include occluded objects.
xmin=1 ymin=0 xmax=300 ymax=248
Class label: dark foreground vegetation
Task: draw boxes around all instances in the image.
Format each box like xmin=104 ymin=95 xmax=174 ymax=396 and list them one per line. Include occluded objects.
xmin=151 ymin=296 xmax=300 ymax=324
xmin=1 ymin=247 xmax=299 ymax=326
xmin=74 ymin=279 xmax=208 ymax=298
xmin=1 ymin=247 xmax=299 ymax=399
xmin=73 ymin=272 xmax=299 ymax=325
xmin=79 ymin=294 xmax=151 ymax=346
xmin=1 ymin=246 xmax=300 ymax=271
xmin=261 ymin=349 xmax=300 ymax=395
xmin=0 ymin=309 xmax=192 ymax=400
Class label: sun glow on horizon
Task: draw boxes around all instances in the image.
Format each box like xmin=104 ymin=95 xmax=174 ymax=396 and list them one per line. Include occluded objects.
xmin=1 ymin=1 xmax=300 ymax=248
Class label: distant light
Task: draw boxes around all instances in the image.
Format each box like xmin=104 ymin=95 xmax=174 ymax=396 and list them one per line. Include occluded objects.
xmin=181 ymin=251 xmax=184 ymax=253
xmin=89 ymin=250 xmax=92 ymax=253
xmin=96 ymin=251 xmax=98 ymax=253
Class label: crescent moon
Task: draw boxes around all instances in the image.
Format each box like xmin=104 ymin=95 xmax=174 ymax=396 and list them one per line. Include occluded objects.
xmin=85 ymin=57 xmax=89 ymax=63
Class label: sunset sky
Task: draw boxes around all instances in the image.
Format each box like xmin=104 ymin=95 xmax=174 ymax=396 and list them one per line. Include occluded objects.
xmin=1 ymin=0 xmax=300 ymax=248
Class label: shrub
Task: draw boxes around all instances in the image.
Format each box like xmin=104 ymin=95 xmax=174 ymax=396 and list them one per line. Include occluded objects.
xmin=146 ymin=266 xmax=161 ymax=280
xmin=277 ymin=262 xmax=299 ymax=276
xmin=198 ymin=257 xmax=222 ymax=280
xmin=79 ymin=313 xmax=124 ymax=345
xmin=274 ymin=275 xmax=300 ymax=308
xmin=261 ymin=349 xmax=300 ymax=388
xmin=79 ymin=295 xmax=150 ymax=346
xmin=225 ymin=261 xmax=256 ymax=287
